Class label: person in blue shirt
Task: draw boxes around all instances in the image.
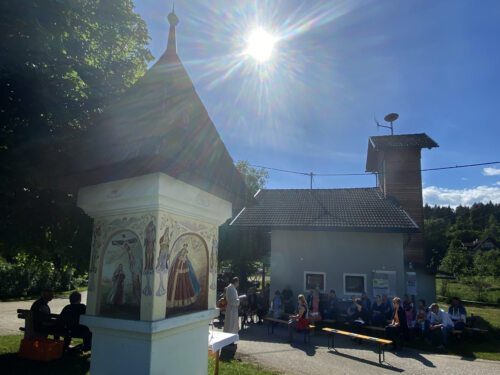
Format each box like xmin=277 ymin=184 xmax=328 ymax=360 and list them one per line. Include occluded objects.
xmin=448 ymin=297 xmax=467 ymax=330
xmin=371 ymin=295 xmax=386 ymax=326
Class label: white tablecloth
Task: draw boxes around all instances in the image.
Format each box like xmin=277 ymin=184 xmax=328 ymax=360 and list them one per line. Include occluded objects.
xmin=208 ymin=331 xmax=239 ymax=352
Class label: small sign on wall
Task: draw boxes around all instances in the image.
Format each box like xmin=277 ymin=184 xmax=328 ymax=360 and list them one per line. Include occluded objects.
xmin=406 ymin=272 xmax=417 ymax=296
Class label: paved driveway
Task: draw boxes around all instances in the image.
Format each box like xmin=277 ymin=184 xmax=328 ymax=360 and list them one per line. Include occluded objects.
xmin=0 ymin=292 xmax=88 ymax=336
xmin=234 ymin=323 xmax=500 ymax=375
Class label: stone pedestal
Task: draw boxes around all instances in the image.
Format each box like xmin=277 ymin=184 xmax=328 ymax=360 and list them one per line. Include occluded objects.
xmin=77 ymin=172 xmax=231 ymax=374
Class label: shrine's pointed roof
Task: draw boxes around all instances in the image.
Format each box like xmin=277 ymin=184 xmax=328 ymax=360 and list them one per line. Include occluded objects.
xmin=68 ymin=10 xmax=246 ymax=205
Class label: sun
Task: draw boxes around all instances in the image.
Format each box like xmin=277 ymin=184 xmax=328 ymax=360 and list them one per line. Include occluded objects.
xmin=245 ymin=27 xmax=277 ymax=63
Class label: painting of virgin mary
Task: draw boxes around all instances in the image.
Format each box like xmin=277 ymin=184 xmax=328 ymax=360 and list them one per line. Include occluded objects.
xmin=166 ymin=243 xmax=201 ymax=308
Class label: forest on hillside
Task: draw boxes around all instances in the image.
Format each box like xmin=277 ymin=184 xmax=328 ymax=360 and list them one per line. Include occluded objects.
xmin=424 ymin=202 xmax=500 ymax=276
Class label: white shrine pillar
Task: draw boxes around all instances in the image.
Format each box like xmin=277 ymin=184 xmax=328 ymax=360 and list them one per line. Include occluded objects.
xmin=78 ymin=172 xmax=230 ymax=375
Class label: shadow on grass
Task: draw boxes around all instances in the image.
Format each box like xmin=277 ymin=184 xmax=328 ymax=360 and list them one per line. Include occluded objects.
xmin=0 ymin=351 xmax=90 ymax=375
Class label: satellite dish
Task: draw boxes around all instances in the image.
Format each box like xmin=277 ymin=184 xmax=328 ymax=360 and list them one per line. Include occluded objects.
xmin=384 ymin=113 xmax=399 ymax=123
xmin=375 ymin=112 xmax=399 ymax=135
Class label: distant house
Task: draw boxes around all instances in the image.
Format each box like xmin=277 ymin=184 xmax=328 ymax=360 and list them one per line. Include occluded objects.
xmin=231 ymin=133 xmax=438 ymax=304
xmin=463 ymin=237 xmax=499 ymax=253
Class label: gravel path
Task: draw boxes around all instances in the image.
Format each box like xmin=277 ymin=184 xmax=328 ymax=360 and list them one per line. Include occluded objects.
xmin=0 ymin=292 xmax=88 ymax=336
xmin=233 ymin=323 xmax=500 ymax=375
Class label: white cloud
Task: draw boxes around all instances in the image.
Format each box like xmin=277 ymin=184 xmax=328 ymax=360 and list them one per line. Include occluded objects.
xmin=482 ymin=167 xmax=500 ymax=176
xmin=423 ymin=185 xmax=500 ymax=207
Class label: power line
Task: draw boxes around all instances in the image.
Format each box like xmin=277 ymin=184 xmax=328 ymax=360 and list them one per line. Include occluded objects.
xmin=421 ymin=161 xmax=500 ymax=172
xmin=249 ymin=161 xmax=500 ymax=178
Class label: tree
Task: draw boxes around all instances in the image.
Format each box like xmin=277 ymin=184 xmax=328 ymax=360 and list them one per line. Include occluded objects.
xmin=234 ymin=161 xmax=268 ymax=203
xmin=0 ymin=1 xmax=153 ymax=273
xmin=218 ymin=160 xmax=269 ymax=289
xmin=424 ymin=218 xmax=449 ymax=273
xmin=473 ymin=249 xmax=500 ymax=277
xmin=439 ymin=239 xmax=472 ymax=278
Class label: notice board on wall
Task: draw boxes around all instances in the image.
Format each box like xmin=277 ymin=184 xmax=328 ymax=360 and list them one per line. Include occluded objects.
xmin=372 ymin=270 xmax=396 ymax=297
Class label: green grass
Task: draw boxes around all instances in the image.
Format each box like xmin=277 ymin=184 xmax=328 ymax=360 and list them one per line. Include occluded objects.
xmin=405 ymin=302 xmax=500 ymax=361
xmin=436 ymin=277 xmax=500 ymax=304
xmin=0 ymin=335 xmax=279 ymax=375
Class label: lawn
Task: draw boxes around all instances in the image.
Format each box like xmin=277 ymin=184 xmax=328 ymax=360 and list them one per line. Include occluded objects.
xmin=436 ymin=277 xmax=500 ymax=304
xmin=405 ymin=302 xmax=500 ymax=361
xmin=0 ymin=335 xmax=279 ymax=375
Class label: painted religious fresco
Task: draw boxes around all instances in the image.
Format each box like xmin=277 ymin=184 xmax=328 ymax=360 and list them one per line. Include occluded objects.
xmin=166 ymin=233 xmax=208 ymax=316
xmin=98 ymin=230 xmax=143 ymax=319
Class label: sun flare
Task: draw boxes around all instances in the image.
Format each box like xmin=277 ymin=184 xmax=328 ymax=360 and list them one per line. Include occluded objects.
xmin=245 ymin=27 xmax=277 ymax=63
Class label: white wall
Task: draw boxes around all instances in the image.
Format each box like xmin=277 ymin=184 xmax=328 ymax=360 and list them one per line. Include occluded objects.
xmin=270 ymin=230 xmax=406 ymax=300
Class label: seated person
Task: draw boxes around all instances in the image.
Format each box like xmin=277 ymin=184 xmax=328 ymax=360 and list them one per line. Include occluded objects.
xmin=282 ymin=287 xmax=295 ymax=314
xmin=371 ymin=295 xmax=386 ymax=326
xmin=360 ymin=292 xmax=371 ymax=312
xmin=349 ymin=298 xmax=370 ymax=343
xmin=381 ymin=294 xmax=393 ymax=321
xmin=288 ymin=294 xmax=309 ymax=342
xmin=30 ymin=289 xmax=61 ymax=338
xmin=270 ymin=290 xmax=283 ymax=318
xmin=427 ymin=303 xmax=454 ymax=349
xmin=402 ymin=294 xmax=415 ymax=328
xmin=346 ymin=296 xmax=358 ymax=318
xmin=415 ymin=299 xmax=429 ymax=336
xmin=324 ymin=290 xmax=339 ymax=320
xmin=385 ymin=297 xmax=408 ymax=350
xmin=59 ymin=291 xmax=92 ymax=351
xmin=448 ymin=297 xmax=467 ymax=330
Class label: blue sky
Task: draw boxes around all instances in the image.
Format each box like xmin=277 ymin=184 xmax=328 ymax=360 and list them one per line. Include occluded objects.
xmin=135 ymin=0 xmax=500 ymax=206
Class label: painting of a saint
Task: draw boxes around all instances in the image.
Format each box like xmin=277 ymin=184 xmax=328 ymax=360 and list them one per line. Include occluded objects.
xmin=107 ymin=264 xmax=125 ymax=305
xmin=167 ymin=243 xmax=200 ymax=308
xmin=99 ymin=230 xmax=142 ymax=319
xmin=142 ymin=220 xmax=156 ymax=296
xmin=155 ymin=227 xmax=171 ymax=296
xmin=209 ymin=237 xmax=218 ymax=290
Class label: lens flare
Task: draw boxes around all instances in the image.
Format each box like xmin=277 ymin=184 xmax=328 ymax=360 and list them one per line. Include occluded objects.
xmin=245 ymin=27 xmax=277 ymax=63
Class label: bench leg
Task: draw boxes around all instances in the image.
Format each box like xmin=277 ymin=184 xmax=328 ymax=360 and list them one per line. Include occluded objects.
xmin=327 ymin=333 xmax=335 ymax=350
xmin=378 ymin=344 xmax=385 ymax=364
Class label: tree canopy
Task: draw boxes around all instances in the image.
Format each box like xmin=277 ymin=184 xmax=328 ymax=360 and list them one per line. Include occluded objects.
xmin=0 ymin=0 xmax=153 ymax=275
xmin=424 ymin=202 xmax=500 ymax=276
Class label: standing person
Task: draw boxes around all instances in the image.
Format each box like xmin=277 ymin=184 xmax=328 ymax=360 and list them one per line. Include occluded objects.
xmin=448 ymin=297 xmax=467 ymax=330
xmin=271 ymin=290 xmax=283 ymax=318
xmin=59 ymin=291 xmax=92 ymax=351
xmin=30 ymin=289 xmax=60 ymax=338
xmin=288 ymin=294 xmax=309 ymax=342
xmin=385 ymin=297 xmax=408 ymax=350
xmin=223 ymin=277 xmax=240 ymax=337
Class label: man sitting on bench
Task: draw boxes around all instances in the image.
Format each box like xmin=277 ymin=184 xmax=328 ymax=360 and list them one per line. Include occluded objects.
xmin=59 ymin=291 xmax=92 ymax=351
xmin=288 ymin=294 xmax=309 ymax=342
xmin=30 ymin=289 xmax=61 ymax=339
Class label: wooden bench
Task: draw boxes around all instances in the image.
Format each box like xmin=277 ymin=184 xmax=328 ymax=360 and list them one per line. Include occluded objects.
xmin=322 ymin=327 xmax=392 ymax=364
xmin=17 ymin=309 xmax=60 ymax=340
xmin=263 ymin=316 xmax=315 ymax=343
xmin=18 ymin=309 xmax=86 ymax=351
xmin=452 ymin=327 xmax=489 ymax=337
